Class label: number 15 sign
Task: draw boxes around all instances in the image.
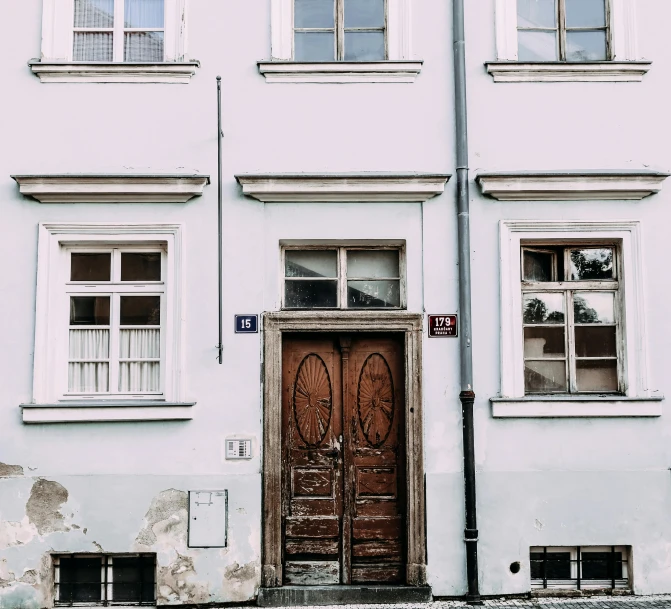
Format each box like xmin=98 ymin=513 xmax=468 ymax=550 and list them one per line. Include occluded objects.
xmin=428 ymin=314 xmax=458 ymax=337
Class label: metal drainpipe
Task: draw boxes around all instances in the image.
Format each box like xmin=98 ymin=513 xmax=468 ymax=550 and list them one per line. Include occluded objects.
xmin=452 ymin=0 xmax=481 ymax=604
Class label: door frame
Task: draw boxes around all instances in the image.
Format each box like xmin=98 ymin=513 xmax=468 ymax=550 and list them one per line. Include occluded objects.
xmin=261 ymin=311 xmax=426 ymax=588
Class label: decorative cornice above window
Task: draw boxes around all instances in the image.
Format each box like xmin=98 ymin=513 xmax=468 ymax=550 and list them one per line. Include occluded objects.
xmin=235 ymin=173 xmax=450 ymax=202
xmin=476 ymin=170 xmax=669 ymax=201
xmin=484 ymin=61 xmax=651 ymax=83
xmin=28 ymin=61 xmax=200 ymax=84
xmin=21 ymin=401 xmax=195 ymax=424
xmin=257 ymin=61 xmax=423 ymax=83
xmin=12 ymin=174 xmax=210 ymax=203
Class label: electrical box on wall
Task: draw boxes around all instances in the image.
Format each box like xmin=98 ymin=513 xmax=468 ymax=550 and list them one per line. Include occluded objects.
xmin=188 ymin=490 xmax=228 ymax=548
xmin=225 ymin=438 xmax=252 ymax=460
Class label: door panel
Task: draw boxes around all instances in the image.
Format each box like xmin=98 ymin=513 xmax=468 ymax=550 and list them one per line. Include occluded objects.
xmin=282 ymin=334 xmax=405 ymax=586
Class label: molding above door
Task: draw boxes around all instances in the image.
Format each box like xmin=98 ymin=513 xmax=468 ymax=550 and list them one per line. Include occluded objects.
xmin=261 ymin=312 xmax=426 ymax=589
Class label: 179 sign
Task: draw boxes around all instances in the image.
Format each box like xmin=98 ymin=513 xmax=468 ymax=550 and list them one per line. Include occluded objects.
xmin=428 ymin=314 xmax=458 ymax=337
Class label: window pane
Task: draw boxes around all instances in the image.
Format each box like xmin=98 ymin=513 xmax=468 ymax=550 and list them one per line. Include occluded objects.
xmin=125 ymin=0 xmax=164 ymax=27
xmin=517 ymin=0 xmax=556 ymax=28
xmin=570 ymin=248 xmax=614 ymax=280
xmin=582 ymin=552 xmax=623 ymax=580
xmin=523 ymin=293 xmax=565 ymax=324
xmin=573 ymin=292 xmax=614 ymax=324
xmin=121 ymin=253 xmax=161 ymax=281
xmin=285 ymin=280 xmax=338 ymax=308
xmin=524 ymin=327 xmax=565 ymax=358
xmin=347 ymin=250 xmax=399 ymax=278
xmin=344 ymin=0 xmax=384 ymax=28
xmin=70 ymin=297 xmax=110 ymax=325
xmin=112 ymin=556 xmax=155 ymax=603
xmin=71 ymin=253 xmax=111 ymax=281
xmin=69 ymin=362 xmax=110 ymax=393
xmin=73 ymin=32 xmax=114 ymax=61
xmin=565 ymin=0 xmax=606 ymax=27
xmin=119 ymin=362 xmax=160 ymax=392
xmin=58 ymin=557 xmax=102 ymax=603
xmin=575 ymin=326 xmax=616 ymax=357
xmin=518 ymin=31 xmax=558 ymax=61
xmin=70 ymin=329 xmax=109 ymax=359
xmin=295 ymin=0 xmax=335 ymax=28
xmin=295 ymin=32 xmax=335 ymax=61
xmin=523 ymin=250 xmax=555 ymax=282
xmin=525 ymin=360 xmax=567 ymax=392
xmin=530 ymin=552 xmax=572 ymax=580
xmin=286 ymin=250 xmax=337 ymax=278
xmin=120 ymin=296 xmax=161 ymax=325
xmin=566 ymin=31 xmax=607 ymax=61
xmin=120 ymin=329 xmax=160 ymax=358
xmin=124 ymin=31 xmax=164 ymax=61
xmin=74 ymin=0 xmax=114 ymax=27
xmin=344 ymin=31 xmax=385 ymax=60
xmin=347 ymin=280 xmax=400 ymax=308
xmin=576 ymin=359 xmax=618 ymax=392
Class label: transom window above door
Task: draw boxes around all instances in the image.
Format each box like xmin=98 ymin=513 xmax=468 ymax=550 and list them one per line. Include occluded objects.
xmin=521 ymin=244 xmax=621 ymax=394
xmin=73 ymin=0 xmax=165 ymax=62
xmin=283 ymin=247 xmax=404 ymax=309
xmin=294 ymin=0 xmax=387 ymax=61
xmin=517 ymin=0 xmax=610 ymax=61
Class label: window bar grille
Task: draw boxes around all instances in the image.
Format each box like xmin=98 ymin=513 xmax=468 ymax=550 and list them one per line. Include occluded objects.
xmin=542 ymin=547 xmax=547 ymax=589
xmin=611 ymin=545 xmax=616 ymax=590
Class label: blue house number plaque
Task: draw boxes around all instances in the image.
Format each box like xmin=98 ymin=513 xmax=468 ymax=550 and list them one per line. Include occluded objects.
xmin=235 ymin=315 xmax=258 ymax=334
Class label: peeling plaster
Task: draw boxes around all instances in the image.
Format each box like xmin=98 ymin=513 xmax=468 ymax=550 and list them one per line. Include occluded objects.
xmin=0 ymin=464 xmax=23 ymax=478
xmin=157 ymin=553 xmax=209 ymax=604
xmin=25 ymin=479 xmax=69 ymax=535
xmin=223 ymin=561 xmax=260 ymax=602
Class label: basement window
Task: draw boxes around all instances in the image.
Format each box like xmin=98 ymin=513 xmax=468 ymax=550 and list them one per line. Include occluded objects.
xmin=530 ymin=546 xmax=630 ymax=590
xmin=54 ymin=554 xmax=156 ymax=606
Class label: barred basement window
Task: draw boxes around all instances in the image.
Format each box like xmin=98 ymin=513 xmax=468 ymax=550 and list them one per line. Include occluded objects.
xmin=522 ymin=244 xmax=622 ymax=394
xmin=282 ymin=246 xmax=404 ymax=309
xmin=530 ymin=546 xmax=630 ymax=590
xmin=54 ymin=554 xmax=156 ymax=605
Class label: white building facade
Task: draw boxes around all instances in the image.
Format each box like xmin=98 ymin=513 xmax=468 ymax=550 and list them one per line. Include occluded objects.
xmin=1 ymin=0 xmax=670 ymax=607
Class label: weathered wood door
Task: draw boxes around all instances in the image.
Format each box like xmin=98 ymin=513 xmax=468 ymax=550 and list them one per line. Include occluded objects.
xmin=282 ymin=334 xmax=406 ymax=585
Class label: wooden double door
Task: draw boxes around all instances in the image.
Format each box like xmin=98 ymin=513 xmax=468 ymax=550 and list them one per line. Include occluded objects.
xmin=281 ymin=333 xmax=406 ymax=585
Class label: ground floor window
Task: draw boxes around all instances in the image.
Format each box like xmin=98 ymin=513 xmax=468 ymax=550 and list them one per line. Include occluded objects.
xmin=54 ymin=554 xmax=155 ymax=606
xmin=530 ymin=546 xmax=630 ymax=590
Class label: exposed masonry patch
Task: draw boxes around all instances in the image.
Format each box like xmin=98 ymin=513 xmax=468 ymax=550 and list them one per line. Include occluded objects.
xmin=224 ymin=560 xmax=260 ymax=603
xmin=25 ymin=479 xmax=69 ymax=535
xmin=225 ymin=561 xmax=258 ymax=583
xmin=157 ymin=553 xmax=209 ymax=604
xmin=0 ymin=463 xmax=23 ymax=477
xmin=135 ymin=488 xmax=187 ymax=547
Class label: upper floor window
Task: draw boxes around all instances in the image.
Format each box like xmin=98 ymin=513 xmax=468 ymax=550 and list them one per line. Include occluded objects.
xmin=73 ymin=0 xmax=165 ymax=62
xmin=283 ymin=247 xmax=404 ymax=309
xmin=294 ymin=0 xmax=386 ymax=61
xmin=517 ymin=0 xmax=610 ymax=61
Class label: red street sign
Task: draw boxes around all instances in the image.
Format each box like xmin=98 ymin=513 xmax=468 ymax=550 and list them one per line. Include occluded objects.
xmin=428 ymin=314 xmax=458 ymax=337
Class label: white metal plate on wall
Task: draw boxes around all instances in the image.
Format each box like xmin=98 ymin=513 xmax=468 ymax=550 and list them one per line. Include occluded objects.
xmin=225 ymin=438 xmax=252 ymax=460
xmin=188 ymin=490 xmax=228 ymax=548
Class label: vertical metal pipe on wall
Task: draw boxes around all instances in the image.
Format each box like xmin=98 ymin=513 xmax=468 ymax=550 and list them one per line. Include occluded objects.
xmin=452 ymin=0 xmax=481 ymax=603
xmin=217 ymin=76 xmax=224 ymax=365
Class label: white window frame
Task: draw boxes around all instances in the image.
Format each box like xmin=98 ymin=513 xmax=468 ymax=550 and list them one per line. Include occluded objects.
xmin=495 ymin=221 xmax=661 ymax=417
xmin=32 ymin=224 xmax=185 ymax=406
xmin=41 ymin=0 xmax=187 ymax=62
xmin=495 ymin=0 xmax=638 ymax=61
xmin=262 ymin=0 xmax=421 ymax=83
xmin=281 ymin=245 xmax=406 ymax=310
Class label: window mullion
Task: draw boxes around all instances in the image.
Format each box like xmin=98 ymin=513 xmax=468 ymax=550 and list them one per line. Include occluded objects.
xmin=339 ymin=248 xmax=347 ymax=309
xmin=558 ymin=0 xmax=566 ymax=61
xmin=567 ymin=290 xmax=577 ymax=393
xmin=109 ymin=293 xmax=120 ymax=394
xmin=113 ymin=0 xmax=125 ymax=61
xmin=336 ymin=0 xmax=345 ymax=60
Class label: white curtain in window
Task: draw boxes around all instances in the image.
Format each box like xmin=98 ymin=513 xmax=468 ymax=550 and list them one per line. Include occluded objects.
xmin=74 ymin=0 xmax=114 ymax=28
xmin=74 ymin=32 xmax=114 ymax=61
xmin=68 ymin=330 xmax=110 ymax=392
xmin=124 ymin=32 xmax=164 ymax=61
xmin=119 ymin=329 xmax=160 ymax=392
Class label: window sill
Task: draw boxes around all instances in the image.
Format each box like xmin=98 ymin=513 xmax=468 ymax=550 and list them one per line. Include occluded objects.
xmin=28 ymin=61 xmax=200 ymax=83
xmin=257 ymin=60 xmax=423 ymax=83
xmin=20 ymin=401 xmax=195 ymax=423
xmin=490 ymin=396 xmax=663 ymax=418
xmin=485 ymin=61 xmax=651 ymax=83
